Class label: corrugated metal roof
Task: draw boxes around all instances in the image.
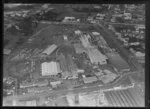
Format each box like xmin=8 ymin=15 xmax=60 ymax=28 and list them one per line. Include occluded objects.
xmin=83 ymin=76 xmax=98 ymax=84
xmin=74 ymin=43 xmax=87 ymax=54
xmin=104 ymin=87 xmax=145 ymax=107
xmin=4 ymin=49 xmax=11 ymax=55
xmin=87 ymin=48 xmax=107 ymax=64
xmin=42 ymin=44 xmax=58 ymax=55
xmin=41 ymin=61 xmax=61 ymax=76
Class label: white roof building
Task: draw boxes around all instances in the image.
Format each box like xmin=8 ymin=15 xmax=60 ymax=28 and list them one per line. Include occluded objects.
xmin=135 ymin=51 xmax=145 ymax=57
xmin=26 ymin=100 xmax=37 ymax=106
xmin=100 ymin=74 xmax=117 ymax=84
xmin=74 ymin=43 xmax=87 ymax=54
xmin=63 ymin=35 xmax=68 ymax=40
xmin=80 ymin=35 xmax=92 ymax=48
xmin=74 ymin=30 xmax=82 ymax=35
xmin=4 ymin=49 xmax=11 ymax=55
xmin=42 ymin=44 xmax=58 ymax=55
xmin=64 ymin=16 xmax=75 ymax=20
xmin=97 ymin=13 xmax=105 ymax=17
xmin=124 ymin=13 xmax=132 ymax=16
xmin=92 ymin=32 xmax=100 ymax=35
xmin=83 ymin=76 xmax=98 ymax=84
xmin=136 ymin=25 xmax=145 ymax=30
xmin=41 ymin=61 xmax=61 ymax=76
xmin=66 ymin=92 xmax=108 ymax=106
xmin=87 ymin=48 xmax=108 ymax=65
xmin=50 ymin=81 xmax=61 ymax=88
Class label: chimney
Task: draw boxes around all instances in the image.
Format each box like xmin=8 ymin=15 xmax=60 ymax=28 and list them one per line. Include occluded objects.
xmin=74 ymin=94 xmax=79 ymax=104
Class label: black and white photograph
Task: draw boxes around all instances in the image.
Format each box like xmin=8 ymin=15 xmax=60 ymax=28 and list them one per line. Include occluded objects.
xmin=3 ymin=3 xmax=145 ymax=107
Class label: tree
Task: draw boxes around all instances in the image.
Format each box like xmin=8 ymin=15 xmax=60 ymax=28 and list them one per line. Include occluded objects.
xmin=19 ymin=17 xmax=33 ymax=36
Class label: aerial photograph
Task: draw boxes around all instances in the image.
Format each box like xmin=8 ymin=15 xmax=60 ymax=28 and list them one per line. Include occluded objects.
xmin=3 ymin=4 xmax=145 ymax=107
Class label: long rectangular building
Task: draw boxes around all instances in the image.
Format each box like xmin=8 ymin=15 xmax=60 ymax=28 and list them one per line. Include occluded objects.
xmin=80 ymin=34 xmax=91 ymax=48
xmin=106 ymin=52 xmax=130 ymax=72
xmin=41 ymin=61 xmax=61 ymax=76
xmin=27 ymin=86 xmax=52 ymax=93
xmin=42 ymin=44 xmax=58 ymax=55
xmin=67 ymin=54 xmax=78 ymax=78
xmin=58 ymin=53 xmax=71 ymax=79
xmin=87 ymin=48 xmax=108 ymax=65
xmin=74 ymin=43 xmax=87 ymax=54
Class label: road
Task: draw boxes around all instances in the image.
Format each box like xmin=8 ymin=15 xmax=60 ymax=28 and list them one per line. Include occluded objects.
xmin=3 ymin=69 xmax=138 ymax=104
xmin=101 ymin=21 xmax=145 ymax=26
xmin=3 ymin=21 xmax=143 ymax=105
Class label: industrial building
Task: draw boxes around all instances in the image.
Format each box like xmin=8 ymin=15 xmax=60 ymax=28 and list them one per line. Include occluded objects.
xmin=58 ymin=53 xmax=78 ymax=79
xmin=26 ymin=100 xmax=37 ymax=106
xmin=82 ymin=75 xmax=98 ymax=84
xmin=74 ymin=43 xmax=87 ymax=54
xmin=66 ymin=91 xmax=108 ymax=106
xmin=27 ymin=86 xmax=52 ymax=93
xmin=41 ymin=61 xmax=61 ymax=76
xmin=50 ymin=81 xmax=61 ymax=88
xmin=80 ymin=34 xmax=92 ymax=48
xmin=87 ymin=48 xmax=108 ymax=65
xmin=4 ymin=48 xmax=11 ymax=55
xmin=74 ymin=30 xmax=82 ymax=35
xmin=11 ymin=100 xmax=37 ymax=106
xmin=34 ymin=79 xmax=49 ymax=87
xmin=92 ymin=32 xmax=100 ymax=36
xmin=100 ymin=74 xmax=117 ymax=84
xmin=42 ymin=44 xmax=58 ymax=55
xmin=67 ymin=54 xmax=78 ymax=79
xmin=62 ymin=16 xmax=79 ymax=22
xmin=104 ymin=87 xmax=145 ymax=107
xmin=20 ymin=82 xmax=36 ymax=89
xmin=20 ymin=79 xmax=49 ymax=88
xmin=106 ymin=52 xmax=130 ymax=72
xmin=58 ymin=53 xmax=71 ymax=79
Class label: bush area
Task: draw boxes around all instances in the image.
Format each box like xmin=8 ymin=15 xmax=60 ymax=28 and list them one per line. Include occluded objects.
xmin=73 ymin=6 xmax=108 ymax=13
xmin=35 ymin=10 xmax=60 ymax=21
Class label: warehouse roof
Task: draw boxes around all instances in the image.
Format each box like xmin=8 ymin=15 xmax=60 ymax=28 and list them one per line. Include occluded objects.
xmin=106 ymin=52 xmax=130 ymax=71
xmin=87 ymin=48 xmax=108 ymax=64
xmin=58 ymin=54 xmax=72 ymax=79
xmin=27 ymin=86 xmax=52 ymax=93
xmin=92 ymin=32 xmax=100 ymax=35
xmin=83 ymin=76 xmax=98 ymax=84
xmin=80 ymin=35 xmax=91 ymax=48
xmin=42 ymin=44 xmax=58 ymax=55
xmin=41 ymin=61 xmax=61 ymax=76
xmin=74 ymin=43 xmax=87 ymax=54
xmin=4 ymin=48 xmax=11 ymax=55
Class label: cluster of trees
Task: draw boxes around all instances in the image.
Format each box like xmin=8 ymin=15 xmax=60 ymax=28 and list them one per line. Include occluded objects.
xmin=35 ymin=10 xmax=59 ymax=21
xmin=4 ymin=15 xmax=38 ymax=49
xmin=73 ymin=6 xmax=108 ymax=13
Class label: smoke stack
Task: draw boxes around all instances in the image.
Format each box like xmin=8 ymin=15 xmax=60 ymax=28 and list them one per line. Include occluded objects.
xmin=74 ymin=94 xmax=79 ymax=104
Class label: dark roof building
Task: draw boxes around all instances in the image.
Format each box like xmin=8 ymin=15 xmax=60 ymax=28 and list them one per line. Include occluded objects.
xmin=67 ymin=54 xmax=78 ymax=78
xmin=58 ymin=53 xmax=71 ymax=79
xmin=104 ymin=87 xmax=145 ymax=107
xmin=82 ymin=75 xmax=98 ymax=84
xmin=106 ymin=52 xmax=130 ymax=72
xmin=58 ymin=53 xmax=78 ymax=79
